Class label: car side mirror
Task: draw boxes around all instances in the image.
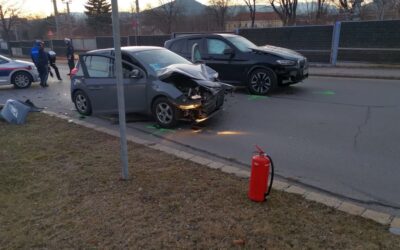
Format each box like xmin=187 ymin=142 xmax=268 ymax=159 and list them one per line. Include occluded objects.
xmin=129 ymin=69 xmax=142 ymax=79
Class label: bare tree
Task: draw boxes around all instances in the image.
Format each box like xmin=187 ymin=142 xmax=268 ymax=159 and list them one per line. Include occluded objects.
xmin=332 ymin=0 xmax=363 ymax=20
xmin=207 ymin=0 xmax=232 ymax=30
xmin=373 ymin=0 xmax=398 ymax=19
xmin=0 ymin=0 xmax=21 ymax=42
xmin=269 ymin=0 xmax=298 ymax=26
xmin=304 ymin=0 xmax=329 ymax=24
xmin=145 ymin=0 xmax=184 ymax=34
xmin=243 ymin=0 xmax=257 ymax=28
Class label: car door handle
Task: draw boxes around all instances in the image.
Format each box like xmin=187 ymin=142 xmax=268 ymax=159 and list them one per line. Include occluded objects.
xmin=88 ymin=86 xmax=104 ymax=90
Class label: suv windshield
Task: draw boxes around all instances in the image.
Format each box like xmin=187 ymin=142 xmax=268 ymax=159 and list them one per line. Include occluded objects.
xmin=226 ymin=36 xmax=258 ymax=52
xmin=133 ymin=49 xmax=191 ymax=71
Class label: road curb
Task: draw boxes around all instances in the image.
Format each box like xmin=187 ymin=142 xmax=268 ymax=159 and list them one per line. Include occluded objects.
xmin=42 ymin=110 xmax=398 ymax=233
xmin=310 ymin=73 xmax=400 ymax=81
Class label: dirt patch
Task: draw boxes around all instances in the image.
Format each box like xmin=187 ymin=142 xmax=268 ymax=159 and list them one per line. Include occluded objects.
xmin=0 ymin=113 xmax=399 ymax=249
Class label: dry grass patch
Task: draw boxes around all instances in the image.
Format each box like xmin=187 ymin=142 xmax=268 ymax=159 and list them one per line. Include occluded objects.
xmin=0 ymin=113 xmax=399 ymax=249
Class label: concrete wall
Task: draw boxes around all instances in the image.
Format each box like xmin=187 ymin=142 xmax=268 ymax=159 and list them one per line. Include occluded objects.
xmin=238 ymin=25 xmax=333 ymax=63
xmin=338 ymin=20 xmax=400 ymax=63
xmin=238 ymin=20 xmax=400 ymax=64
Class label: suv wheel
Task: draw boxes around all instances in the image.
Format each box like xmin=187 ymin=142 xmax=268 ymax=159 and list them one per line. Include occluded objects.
xmin=12 ymin=71 xmax=32 ymax=89
xmin=73 ymin=90 xmax=92 ymax=116
xmin=248 ymin=68 xmax=277 ymax=95
xmin=152 ymin=97 xmax=178 ymax=128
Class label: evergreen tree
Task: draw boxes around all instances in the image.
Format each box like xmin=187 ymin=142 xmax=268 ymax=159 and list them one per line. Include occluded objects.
xmin=84 ymin=0 xmax=112 ymax=35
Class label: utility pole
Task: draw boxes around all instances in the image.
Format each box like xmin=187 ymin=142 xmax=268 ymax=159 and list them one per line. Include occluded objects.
xmin=135 ymin=0 xmax=140 ymax=45
xmin=111 ymin=0 xmax=130 ymax=180
xmin=52 ymin=0 xmax=60 ymax=39
xmin=62 ymin=0 xmax=73 ymax=38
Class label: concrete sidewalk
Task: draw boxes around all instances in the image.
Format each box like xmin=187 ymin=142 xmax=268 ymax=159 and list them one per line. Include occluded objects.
xmin=309 ymin=63 xmax=400 ymax=80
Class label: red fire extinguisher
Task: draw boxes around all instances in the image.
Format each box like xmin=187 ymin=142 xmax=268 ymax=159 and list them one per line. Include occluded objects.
xmin=248 ymin=145 xmax=274 ymax=202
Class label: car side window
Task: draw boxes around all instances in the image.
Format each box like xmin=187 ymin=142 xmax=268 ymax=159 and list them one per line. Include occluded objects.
xmin=207 ymin=39 xmax=231 ymax=55
xmin=84 ymin=56 xmax=112 ymax=78
xmin=0 ymin=58 xmax=8 ymax=64
xmin=170 ymin=39 xmax=185 ymax=54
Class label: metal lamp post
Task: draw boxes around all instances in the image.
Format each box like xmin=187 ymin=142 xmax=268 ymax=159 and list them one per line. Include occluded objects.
xmin=61 ymin=0 xmax=73 ymax=38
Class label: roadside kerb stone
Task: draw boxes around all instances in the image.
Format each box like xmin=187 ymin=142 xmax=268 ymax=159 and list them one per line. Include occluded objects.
xmin=272 ymin=180 xmax=290 ymax=191
xmin=390 ymin=217 xmax=400 ymax=235
xmin=361 ymin=209 xmax=392 ymax=225
xmin=172 ymin=150 xmax=194 ymax=160
xmin=235 ymin=170 xmax=250 ymax=178
xmin=391 ymin=217 xmax=400 ymax=228
xmin=305 ymin=192 xmax=342 ymax=208
xmin=285 ymin=185 xmax=308 ymax=196
xmin=337 ymin=202 xmax=366 ymax=216
xmin=190 ymin=156 xmax=213 ymax=165
xmin=221 ymin=165 xmax=241 ymax=174
xmin=207 ymin=161 xmax=224 ymax=169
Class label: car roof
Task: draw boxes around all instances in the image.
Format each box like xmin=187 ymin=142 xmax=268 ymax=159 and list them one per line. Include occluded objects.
xmin=171 ymin=33 xmax=237 ymax=40
xmin=88 ymin=46 xmax=164 ymax=54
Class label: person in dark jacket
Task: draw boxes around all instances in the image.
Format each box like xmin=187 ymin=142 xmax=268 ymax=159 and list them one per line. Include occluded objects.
xmin=47 ymin=50 xmax=62 ymax=81
xmin=64 ymin=38 xmax=75 ymax=74
xmin=36 ymin=41 xmax=49 ymax=87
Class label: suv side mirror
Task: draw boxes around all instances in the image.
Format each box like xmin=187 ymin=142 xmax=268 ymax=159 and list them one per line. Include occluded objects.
xmin=129 ymin=69 xmax=142 ymax=79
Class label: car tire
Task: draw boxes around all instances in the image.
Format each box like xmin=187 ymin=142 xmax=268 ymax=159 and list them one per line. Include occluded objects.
xmin=248 ymin=68 xmax=277 ymax=95
xmin=152 ymin=97 xmax=178 ymax=128
xmin=73 ymin=90 xmax=92 ymax=116
xmin=12 ymin=71 xmax=32 ymax=89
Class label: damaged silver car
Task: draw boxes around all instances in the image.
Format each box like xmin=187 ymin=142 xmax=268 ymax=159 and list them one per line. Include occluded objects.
xmin=70 ymin=46 xmax=232 ymax=128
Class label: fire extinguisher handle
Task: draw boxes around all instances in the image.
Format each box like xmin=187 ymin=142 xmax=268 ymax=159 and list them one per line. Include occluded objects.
xmin=265 ymin=155 xmax=274 ymax=198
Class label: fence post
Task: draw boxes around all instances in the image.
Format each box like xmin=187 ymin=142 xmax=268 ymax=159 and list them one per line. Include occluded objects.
xmin=330 ymin=21 xmax=341 ymax=66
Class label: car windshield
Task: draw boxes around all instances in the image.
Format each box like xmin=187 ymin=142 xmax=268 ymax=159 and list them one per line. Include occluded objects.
xmin=226 ymin=36 xmax=258 ymax=52
xmin=133 ymin=49 xmax=191 ymax=72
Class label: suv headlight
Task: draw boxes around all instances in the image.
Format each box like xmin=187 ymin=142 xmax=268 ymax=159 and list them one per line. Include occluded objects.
xmin=276 ymin=60 xmax=296 ymax=66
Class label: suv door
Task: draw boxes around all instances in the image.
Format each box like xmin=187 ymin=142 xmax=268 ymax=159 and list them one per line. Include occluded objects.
xmin=203 ymin=38 xmax=243 ymax=84
xmin=79 ymin=54 xmax=117 ymax=114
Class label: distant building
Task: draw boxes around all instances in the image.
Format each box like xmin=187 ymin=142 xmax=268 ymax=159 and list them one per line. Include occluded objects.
xmin=225 ymin=12 xmax=283 ymax=31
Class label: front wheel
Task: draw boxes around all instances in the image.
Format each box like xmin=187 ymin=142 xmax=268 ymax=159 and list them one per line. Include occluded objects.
xmin=73 ymin=90 xmax=92 ymax=116
xmin=152 ymin=97 xmax=179 ymax=128
xmin=12 ymin=71 xmax=32 ymax=89
xmin=248 ymin=68 xmax=277 ymax=95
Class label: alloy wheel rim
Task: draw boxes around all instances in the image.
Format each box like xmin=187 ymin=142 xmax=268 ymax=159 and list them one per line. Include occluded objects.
xmin=15 ymin=74 xmax=30 ymax=87
xmin=76 ymin=94 xmax=87 ymax=113
xmin=156 ymin=102 xmax=173 ymax=124
xmin=251 ymin=72 xmax=271 ymax=94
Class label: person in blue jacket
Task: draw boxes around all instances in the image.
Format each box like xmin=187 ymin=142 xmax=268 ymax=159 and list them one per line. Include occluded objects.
xmin=30 ymin=40 xmax=41 ymax=67
xmin=31 ymin=41 xmax=49 ymax=87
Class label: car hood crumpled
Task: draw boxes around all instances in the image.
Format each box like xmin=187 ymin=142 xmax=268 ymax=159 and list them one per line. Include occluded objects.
xmin=157 ymin=63 xmax=221 ymax=88
xmin=252 ymin=45 xmax=305 ymax=60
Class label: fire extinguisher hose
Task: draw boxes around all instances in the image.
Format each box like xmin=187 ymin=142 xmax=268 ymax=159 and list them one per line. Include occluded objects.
xmin=265 ymin=155 xmax=274 ymax=197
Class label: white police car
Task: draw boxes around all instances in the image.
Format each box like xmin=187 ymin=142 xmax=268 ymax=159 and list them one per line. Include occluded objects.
xmin=0 ymin=54 xmax=39 ymax=88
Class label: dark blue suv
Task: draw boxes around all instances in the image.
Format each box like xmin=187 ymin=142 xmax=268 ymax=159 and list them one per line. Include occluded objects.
xmin=165 ymin=33 xmax=308 ymax=95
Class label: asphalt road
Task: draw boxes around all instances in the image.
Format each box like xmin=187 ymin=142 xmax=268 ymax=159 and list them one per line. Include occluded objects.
xmin=1 ymin=62 xmax=399 ymax=215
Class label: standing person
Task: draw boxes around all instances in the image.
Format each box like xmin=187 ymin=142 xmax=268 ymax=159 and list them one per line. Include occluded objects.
xmin=64 ymin=38 xmax=75 ymax=75
xmin=47 ymin=50 xmax=62 ymax=81
xmin=30 ymin=40 xmax=41 ymax=67
xmin=36 ymin=41 xmax=49 ymax=87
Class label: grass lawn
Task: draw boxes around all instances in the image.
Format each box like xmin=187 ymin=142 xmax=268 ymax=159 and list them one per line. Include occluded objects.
xmin=1 ymin=113 xmax=399 ymax=249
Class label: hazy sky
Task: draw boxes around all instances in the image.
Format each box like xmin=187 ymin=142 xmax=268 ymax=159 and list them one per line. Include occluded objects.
xmin=19 ymin=0 xmax=211 ymax=17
